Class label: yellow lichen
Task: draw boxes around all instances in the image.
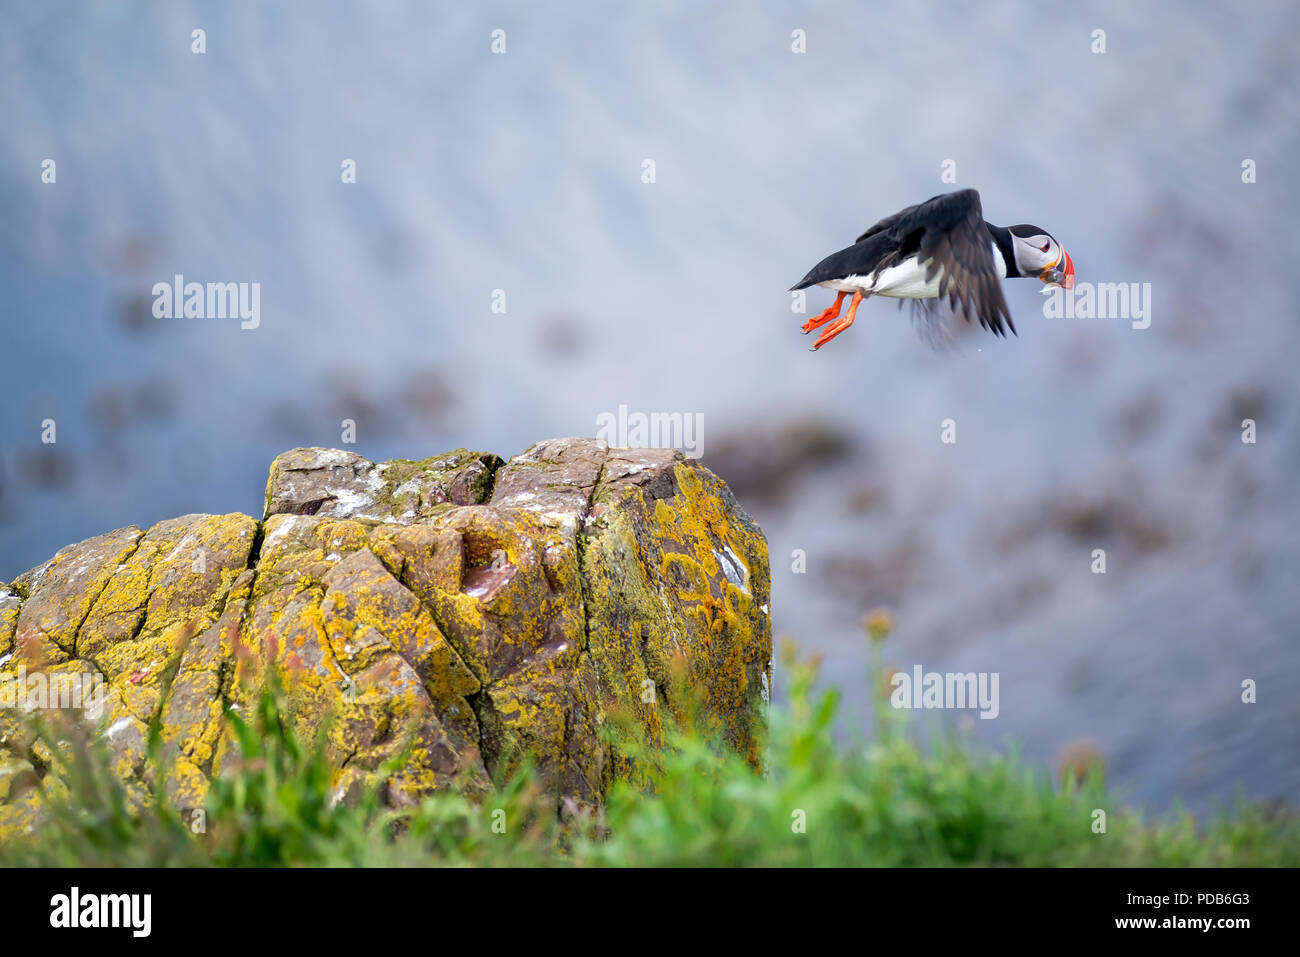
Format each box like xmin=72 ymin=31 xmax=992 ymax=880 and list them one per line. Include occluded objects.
xmin=1 ymin=441 xmax=772 ymax=824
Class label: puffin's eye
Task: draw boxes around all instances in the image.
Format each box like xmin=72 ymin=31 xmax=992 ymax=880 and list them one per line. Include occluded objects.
xmin=1039 ymin=241 xmax=1051 ymax=253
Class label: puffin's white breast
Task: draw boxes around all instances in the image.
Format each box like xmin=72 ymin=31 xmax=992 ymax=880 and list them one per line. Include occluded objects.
xmin=818 ymin=242 xmax=1007 ymax=300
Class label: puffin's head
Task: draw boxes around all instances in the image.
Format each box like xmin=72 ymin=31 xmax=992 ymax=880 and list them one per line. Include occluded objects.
xmin=1008 ymin=225 xmax=1074 ymax=288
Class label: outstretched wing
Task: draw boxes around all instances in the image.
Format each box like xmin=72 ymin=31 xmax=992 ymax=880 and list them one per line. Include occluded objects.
xmin=858 ymin=189 xmax=1016 ymax=337
xmin=854 ymin=198 xmax=926 ymax=244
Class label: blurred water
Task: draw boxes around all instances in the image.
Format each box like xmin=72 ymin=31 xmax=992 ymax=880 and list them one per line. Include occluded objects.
xmin=2 ymin=0 xmax=1297 ymax=815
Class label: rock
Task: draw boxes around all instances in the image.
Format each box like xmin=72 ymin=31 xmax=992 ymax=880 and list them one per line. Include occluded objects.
xmin=0 ymin=438 xmax=771 ymax=834
xmin=0 ymin=586 xmax=19 ymax=662
xmin=0 ymin=757 xmax=37 ymax=800
xmin=263 ymin=447 xmax=502 ymax=521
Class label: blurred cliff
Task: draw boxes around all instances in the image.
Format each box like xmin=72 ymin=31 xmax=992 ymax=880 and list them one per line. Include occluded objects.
xmin=1 ymin=0 xmax=1297 ymax=814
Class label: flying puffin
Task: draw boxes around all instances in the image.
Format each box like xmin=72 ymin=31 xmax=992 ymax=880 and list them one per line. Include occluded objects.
xmin=791 ymin=188 xmax=1074 ymax=350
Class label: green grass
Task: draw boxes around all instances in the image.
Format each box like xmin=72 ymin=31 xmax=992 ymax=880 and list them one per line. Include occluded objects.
xmin=1 ymin=651 xmax=1295 ymax=867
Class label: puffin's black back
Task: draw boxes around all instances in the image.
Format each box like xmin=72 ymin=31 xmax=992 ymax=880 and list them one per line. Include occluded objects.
xmin=791 ymin=189 xmax=987 ymax=291
xmin=789 ymin=231 xmax=898 ymax=291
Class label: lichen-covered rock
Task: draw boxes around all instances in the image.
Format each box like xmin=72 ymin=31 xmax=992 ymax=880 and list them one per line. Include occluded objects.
xmin=0 ymin=439 xmax=771 ymax=836
xmin=263 ymin=447 xmax=502 ymax=521
xmin=0 ymin=586 xmax=19 ymax=661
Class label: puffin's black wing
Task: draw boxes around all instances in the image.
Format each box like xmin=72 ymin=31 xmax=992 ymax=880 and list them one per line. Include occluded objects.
xmin=861 ymin=189 xmax=1015 ymax=337
xmin=789 ymin=232 xmax=896 ymax=292
xmin=853 ymin=198 xmax=926 ymax=244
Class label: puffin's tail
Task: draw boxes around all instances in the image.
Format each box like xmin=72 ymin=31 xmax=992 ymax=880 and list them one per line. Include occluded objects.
xmin=789 ymin=270 xmax=819 ymax=292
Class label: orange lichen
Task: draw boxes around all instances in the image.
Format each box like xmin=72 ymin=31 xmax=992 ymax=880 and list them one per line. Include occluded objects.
xmin=0 ymin=441 xmax=772 ymax=836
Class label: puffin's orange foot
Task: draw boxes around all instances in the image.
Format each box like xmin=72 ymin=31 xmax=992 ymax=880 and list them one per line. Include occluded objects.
xmin=810 ymin=317 xmax=853 ymax=350
xmin=810 ymin=291 xmax=864 ymax=350
xmin=801 ymin=291 xmax=846 ymax=334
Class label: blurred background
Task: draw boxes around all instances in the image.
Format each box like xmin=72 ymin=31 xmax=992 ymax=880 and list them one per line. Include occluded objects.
xmin=2 ymin=0 xmax=1297 ymax=816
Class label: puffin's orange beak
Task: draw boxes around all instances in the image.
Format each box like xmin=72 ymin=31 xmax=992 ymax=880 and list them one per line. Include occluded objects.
xmin=1041 ymin=247 xmax=1075 ymax=288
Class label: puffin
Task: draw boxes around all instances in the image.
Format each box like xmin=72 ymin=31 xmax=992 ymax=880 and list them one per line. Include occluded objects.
xmin=791 ymin=188 xmax=1074 ymax=350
